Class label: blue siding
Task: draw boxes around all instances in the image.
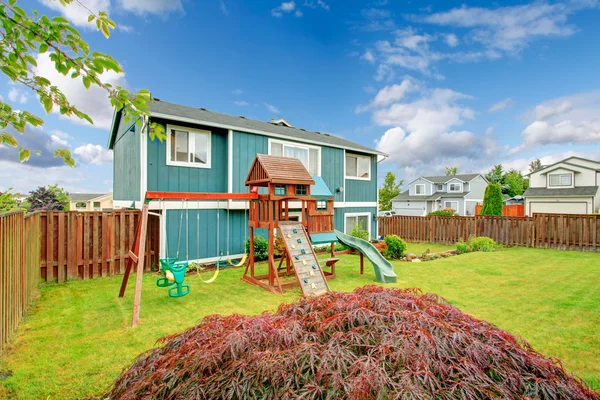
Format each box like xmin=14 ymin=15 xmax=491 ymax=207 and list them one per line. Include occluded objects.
xmin=344 ymin=154 xmax=378 ymax=202
xmin=166 ymin=209 xmax=251 ymax=261
xmin=232 ymin=131 xmax=268 ymax=193
xmin=147 ymin=118 xmax=228 ymax=193
xmin=113 ymin=116 xmax=140 ymax=201
xmin=321 ymin=146 xmax=344 ymax=203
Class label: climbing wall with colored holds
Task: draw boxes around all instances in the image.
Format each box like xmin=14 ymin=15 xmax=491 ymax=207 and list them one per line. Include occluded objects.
xmin=278 ymin=222 xmax=330 ymax=296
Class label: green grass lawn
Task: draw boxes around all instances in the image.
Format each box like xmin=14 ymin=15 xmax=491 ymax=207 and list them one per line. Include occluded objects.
xmin=1 ymin=244 xmax=599 ymax=399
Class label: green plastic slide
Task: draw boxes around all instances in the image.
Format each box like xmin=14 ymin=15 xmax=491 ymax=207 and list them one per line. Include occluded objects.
xmin=334 ymin=230 xmax=397 ymax=284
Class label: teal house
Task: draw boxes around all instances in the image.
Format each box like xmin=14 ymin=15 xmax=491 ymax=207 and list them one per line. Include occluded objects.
xmin=108 ymin=99 xmax=385 ymax=263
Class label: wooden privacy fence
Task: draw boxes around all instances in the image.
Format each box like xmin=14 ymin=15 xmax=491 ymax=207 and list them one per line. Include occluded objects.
xmin=41 ymin=210 xmax=160 ymax=283
xmin=0 ymin=211 xmax=41 ymax=352
xmin=379 ymin=213 xmax=600 ymax=251
xmin=475 ymin=204 xmax=525 ymax=217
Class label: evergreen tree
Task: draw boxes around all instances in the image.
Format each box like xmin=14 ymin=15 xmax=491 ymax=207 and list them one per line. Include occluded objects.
xmin=503 ymin=169 xmax=526 ymax=197
xmin=480 ymin=183 xmax=503 ymax=216
xmin=485 ymin=164 xmax=504 ymax=185
xmin=378 ymin=172 xmax=403 ymax=211
xmin=529 ymin=159 xmax=543 ymax=173
xmin=48 ymin=184 xmax=70 ymax=210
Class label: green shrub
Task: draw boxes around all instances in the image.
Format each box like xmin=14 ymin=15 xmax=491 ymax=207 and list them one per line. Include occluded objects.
xmin=245 ymin=236 xmax=269 ymax=261
xmin=456 ymin=240 xmax=470 ymax=254
xmin=467 ymin=236 xmax=500 ymax=252
xmin=480 ymin=183 xmax=503 ymax=216
xmin=383 ymin=235 xmax=407 ymax=259
xmin=428 ymin=208 xmax=458 ymax=217
xmin=350 ymin=224 xmax=370 ymax=242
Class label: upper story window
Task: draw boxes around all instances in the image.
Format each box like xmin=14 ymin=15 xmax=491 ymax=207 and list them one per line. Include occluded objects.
xmin=166 ymin=125 xmax=212 ymax=168
xmin=75 ymin=202 xmax=86 ymax=209
xmin=296 ymin=185 xmax=308 ymax=196
xmin=269 ymin=139 xmax=320 ymax=176
xmin=549 ymin=173 xmax=572 ymax=187
xmin=345 ymin=153 xmax=371 ymax=180
xmin=415 ymin=184 xmax=425 ymax=195
xmin=93 ymin=201 xmax=101 ymax=209
xmin=448 ymin=183 xmax=462 ymax=192
xmin=437 ymin=184 xmax=443 ymax=191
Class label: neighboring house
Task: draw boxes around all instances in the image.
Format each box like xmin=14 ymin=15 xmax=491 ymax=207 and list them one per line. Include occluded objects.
xmin=504 ymin=195 xmax=524 ymax=205
xmin=391 ymin=174 xmax=488 ymax=216
xmin=108 ymin=99 xmax=384 ymax=263
xmin=70 ymin=193 xmax=113 ymax=211
xmin=523 ymin=156 xmax=600 ymax=216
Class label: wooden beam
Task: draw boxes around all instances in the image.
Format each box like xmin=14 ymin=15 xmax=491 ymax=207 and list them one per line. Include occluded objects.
xmin=145 ymin=191 xmax=258 ymax=201
xmin=131 ymin=203 xmax=149 ymax=327
xmin=128 ymin=250 xmax=138 ymax=264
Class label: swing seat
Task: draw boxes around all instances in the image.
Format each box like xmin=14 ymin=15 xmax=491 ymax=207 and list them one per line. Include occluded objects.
xmin=157 ymin=258 xmax=178 ymax=287
xmin=168 ymin=262 xmax=190 ymax=298
xmin=227 ymin=254 xmax=248 ymax=267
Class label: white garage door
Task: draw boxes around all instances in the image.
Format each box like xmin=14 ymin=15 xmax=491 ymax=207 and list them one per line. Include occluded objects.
xmin=393 ymin=207 xmax=426 ymax=217
xmin=530 ymin=202 xmax=588 ymax=215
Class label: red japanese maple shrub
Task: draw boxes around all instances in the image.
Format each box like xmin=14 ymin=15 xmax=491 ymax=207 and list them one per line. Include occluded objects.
xmin=100 ymin=286 xmax=599 ymax=399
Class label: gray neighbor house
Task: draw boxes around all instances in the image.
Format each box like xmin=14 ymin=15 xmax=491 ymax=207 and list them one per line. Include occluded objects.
xmin=391 ymin=174 xmax=488 ymax=216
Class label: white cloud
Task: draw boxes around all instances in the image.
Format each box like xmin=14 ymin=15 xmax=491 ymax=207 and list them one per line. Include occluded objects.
xmin=232 ymin=89 xmax=243 ymax=95
xmin=264 ymin=103 xmax=280 ymax=114
xmin=295 ymin=10 xmax=303 ymax=17
xmin=233 ymin=100 xmax=249 ymax=106
xmin=0 ymin=160 xmax=88 ymax=193
xmin=363 ymin=83 xmax=497 ymax=169
xmin=272 ymin=1 xmax=296 ymax=17
xmin=356 ymin=79 xmax=419 ymax=112
xmin=361 ymin=50 xmax=375 ymax=63
xmin=8 ymin=87 xmax=28 ymax=104
xmin=35 ymin=52 xmax=127 ymax=130
xmin=41 ymin=0 xmax=109 ymax=28
xmin=359 ymin=8 xmax=395 ymax=31
xmin=117 ymin=24 xmax=134 ymax=33
xmin=74 ymin=144 xmax=113 ymax=165
xmin=489 ymin=97 xmax=514 ymax=112
xmin=510 ymin=91 xmax=600 ymax=154
xmin=118 ymin=0 xmax=183 ymax=15
xmin=444 ymin=33 xmax=459 ymax=47
xmin=420 ymin=3 xmax=580 ymax=52
xmin=49 ymin=134 xmax=70 ymax=148
xmin=304 ymin=0 xmax=329 ymax=10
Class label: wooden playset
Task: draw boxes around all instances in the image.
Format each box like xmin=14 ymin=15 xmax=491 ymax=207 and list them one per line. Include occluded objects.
xmin=119 ymin=154 xmax=341 ymax=326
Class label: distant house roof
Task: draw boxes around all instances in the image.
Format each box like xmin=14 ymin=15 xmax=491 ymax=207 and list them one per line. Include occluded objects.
xmin=69 ymin=193 xmax=107 ymax=202
xmin=416 ymin=174 xmax=483 ymax=185
xmin=525 ymin=156 xmax=600 ymax=176
xmin=391 ymin=190 xmax=470 ymax=202
xmin=108 ymin=100 xmax=386 ymax=156
xmin=523 ymin=186 xmax=599 ymax=197
xmin=245 ymin=155 xmax=315 ymax=186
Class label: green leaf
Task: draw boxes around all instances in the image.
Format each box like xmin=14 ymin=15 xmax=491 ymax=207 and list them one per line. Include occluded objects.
xmin=88 ymin=14 xmax=96 ymax=23
xmin=52 ymin=16 xmax=70 ymax=24
xmin=149 ymin=123 xmax=166 ymax=142
xmin=39 ymin=43 xmax=48 ymax=53
xmin=54 ymin=148 xmax=75 ymax=167
xmin=0 ymin=133 xmax=18 ymax=147
xmin=100 ymin=24 xmax=110 ymax=39
xmin=43 ymin=96 xmax=53 ymax=113
xmin=18 ymin=147 xmax=31 ymax=163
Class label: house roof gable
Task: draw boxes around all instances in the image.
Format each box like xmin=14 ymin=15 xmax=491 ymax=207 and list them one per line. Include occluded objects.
xmin=245 ymin=155 xmax=315 ymax=186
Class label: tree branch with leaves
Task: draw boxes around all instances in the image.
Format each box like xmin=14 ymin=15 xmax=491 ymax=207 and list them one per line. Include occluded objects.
xmin=0 ymin=0 xmax=165 ymax=165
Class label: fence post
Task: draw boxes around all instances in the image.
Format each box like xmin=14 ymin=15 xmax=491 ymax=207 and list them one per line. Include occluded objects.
xmin=429 ymin=216 xmax=434 ymax=243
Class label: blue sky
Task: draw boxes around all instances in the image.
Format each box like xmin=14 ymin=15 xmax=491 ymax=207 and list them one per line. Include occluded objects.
xmin=1 ymin=0 xmax=600 ymax=194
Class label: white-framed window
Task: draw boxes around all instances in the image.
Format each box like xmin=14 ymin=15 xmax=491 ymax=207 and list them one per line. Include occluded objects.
xmin=549 ymin=173 xmax=572 ymax=187
xmin=316 ymin=200 xmax=328 ymax=210
xmin=444 ymin=201 xmax=459 ymax=211
xmin=344 ymin=212 xmax=371 ymax=237
xmin=415 ymin=184 xmax=425 ymax=195
xmin=268 ymin=138 xmax=321 ymax=176
xmin=75 ymin=202 xmax=86 ymax=210
xmin=165 ymin=124 xmax=212 ymax=168
xmin=448 ymin=182 xmax=462 ymax=192
xmin=437 ymin=184 xmax=443 ymax=191
xmin=345 ymin=153 xmax=371 ymax=180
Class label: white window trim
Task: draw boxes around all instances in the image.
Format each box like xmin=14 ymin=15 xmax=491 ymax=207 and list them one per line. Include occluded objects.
xmin=268 ymin=138 xmax=321 ymax=176
xmin=436 ymin=184 xmax=443 ymax=191
xmin=345 ymin=153 xmax=371 ymax=181
xmin=414 ymin=184 xmax=426 ymax=195
xmin=547 ymin=173 xmax=574 ymax=188
xmin=165 ymin=124 xmax=212 ymax=169
xmin=344 ymin=212 xmax=371 ymax=238
xmin=444 ymin=201 xmax=459 ymax=210
xmin=448 ymin=182 xmax=462 ymax=192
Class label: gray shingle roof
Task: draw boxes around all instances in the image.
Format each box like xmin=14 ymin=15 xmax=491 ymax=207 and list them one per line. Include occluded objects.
xmin=140 ymin=100 xmax=385 ymax=156
xmin=392 ymin=191 xmax=470 ymax=202
xmin=523 ymin=186 xmax=599 ymax=197
xmin=69 ymin=193 xmax=106 ymax=202
xmin=421 ymin=174 xmax=481 ymax=183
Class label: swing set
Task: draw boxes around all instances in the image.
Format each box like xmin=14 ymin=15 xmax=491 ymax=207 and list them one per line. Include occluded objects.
xmin=119 ymin=154 xmax=339 ymax=327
